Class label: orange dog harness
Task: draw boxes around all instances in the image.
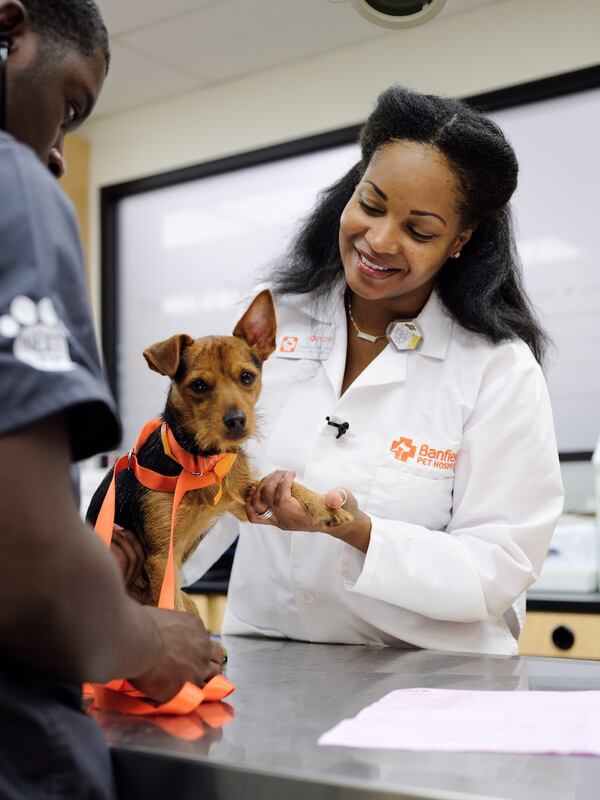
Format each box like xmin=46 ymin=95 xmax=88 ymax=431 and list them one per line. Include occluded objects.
xmin=86 ymin=418 xmax=237 ymax=718
xmin=95 ymin=417 xmax=237 ymax=607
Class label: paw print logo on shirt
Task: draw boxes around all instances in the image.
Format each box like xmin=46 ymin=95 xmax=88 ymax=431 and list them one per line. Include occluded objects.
xmin=0 ymin=295 xmax=74 ymax=372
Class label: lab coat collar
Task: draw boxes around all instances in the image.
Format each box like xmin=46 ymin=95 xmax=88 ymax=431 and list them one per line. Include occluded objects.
xmin=275 ymin=285 xmax=453 ymax=396
xmin=414 ymin=290 xmax=454 ymax=361
xmin=275 ymin=284 xmax=347 ymax=397
xmin=277 ymin=284 xmax=454 ymax=362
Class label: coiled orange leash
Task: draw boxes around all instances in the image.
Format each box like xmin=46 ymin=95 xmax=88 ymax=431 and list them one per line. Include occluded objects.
xmin=84 ymin=418 xmax=236 ymax=723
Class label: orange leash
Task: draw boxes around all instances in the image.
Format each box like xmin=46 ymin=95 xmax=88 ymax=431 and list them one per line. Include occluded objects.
xmin=88 ymin=418 xmax=236 ymax=717
xmin=83 ymin=674 xmax=235 ymax=716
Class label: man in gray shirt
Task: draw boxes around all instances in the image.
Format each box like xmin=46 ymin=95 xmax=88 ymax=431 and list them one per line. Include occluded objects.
xmin=0 ymin=2 xmax=224 ymax=798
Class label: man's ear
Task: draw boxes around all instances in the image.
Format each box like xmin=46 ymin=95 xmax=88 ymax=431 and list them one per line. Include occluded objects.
xmin=233 ymin=290 xmax=277 ymax=362
xmin=0 ymin=2 xmax=28 ymax=40
xmin=143 ymin=334 xmax=193 ymax=378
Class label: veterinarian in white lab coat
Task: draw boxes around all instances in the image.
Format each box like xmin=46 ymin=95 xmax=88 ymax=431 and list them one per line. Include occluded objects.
xmin=183 ymin=86 xmax=563 ymax=656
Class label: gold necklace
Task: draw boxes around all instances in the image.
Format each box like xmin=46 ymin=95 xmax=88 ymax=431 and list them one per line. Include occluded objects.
xmin=347 ymin=300 xmax=387 ymax=343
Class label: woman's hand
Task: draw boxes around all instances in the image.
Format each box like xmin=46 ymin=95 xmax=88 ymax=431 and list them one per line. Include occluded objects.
xmin=246 ymin=470 xmax=372 ymax=552
xmin=110 ymin=525 xmax=153 ymax=604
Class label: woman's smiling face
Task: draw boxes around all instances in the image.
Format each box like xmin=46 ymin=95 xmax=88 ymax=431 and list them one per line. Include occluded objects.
xmin=339 ymin=140 xmax=473 ymax=313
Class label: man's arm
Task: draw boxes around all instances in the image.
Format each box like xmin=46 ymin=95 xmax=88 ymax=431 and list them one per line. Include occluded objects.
xmin=0 ymin=412 xmax=222 ymax=696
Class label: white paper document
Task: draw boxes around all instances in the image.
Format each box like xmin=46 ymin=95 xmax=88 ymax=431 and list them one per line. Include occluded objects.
xmin=318 ymin=688 xmax=600 ymax=755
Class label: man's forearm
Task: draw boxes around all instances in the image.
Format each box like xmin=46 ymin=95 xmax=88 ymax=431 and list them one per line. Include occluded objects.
xmin=0 ymin=518 xmax=163 ymax=683
xmin=0 ymin=415 xmax=163 ymax=684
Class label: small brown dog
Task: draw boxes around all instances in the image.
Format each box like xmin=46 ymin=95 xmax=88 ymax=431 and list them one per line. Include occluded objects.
xmin=87 ymin=290 xmax=352 ymax=614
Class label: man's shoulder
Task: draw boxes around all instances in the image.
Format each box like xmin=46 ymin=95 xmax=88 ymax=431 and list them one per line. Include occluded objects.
xmin=0 ymin=132 xmax=72 ymax=216
xmin=0 ymin=131 xmax=44 ymax=181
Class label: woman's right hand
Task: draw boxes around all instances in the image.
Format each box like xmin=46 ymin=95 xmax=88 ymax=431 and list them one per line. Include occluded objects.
xmin=129 ymin=607 xmax=225 ymax=702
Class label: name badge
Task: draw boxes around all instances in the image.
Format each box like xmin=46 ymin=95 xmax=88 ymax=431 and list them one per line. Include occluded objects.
xmin=276 ymin=329 xmax=334 ymax=361
xmin=386 ymin=320 xmax=423 ymax=351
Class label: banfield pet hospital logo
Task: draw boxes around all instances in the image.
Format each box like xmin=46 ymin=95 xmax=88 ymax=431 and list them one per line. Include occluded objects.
xmin=280 ymin=336 xmax=299 ymax=353
xmin=390 ymin=437 xmax=458 ymax=471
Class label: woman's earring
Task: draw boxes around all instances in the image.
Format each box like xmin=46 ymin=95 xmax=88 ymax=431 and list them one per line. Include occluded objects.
xmin=453 ymin=251 xmax=461 ymax=259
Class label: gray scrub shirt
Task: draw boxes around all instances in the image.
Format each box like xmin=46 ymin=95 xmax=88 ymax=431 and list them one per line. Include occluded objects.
xmin=0 ymin=130 xmax=120 ymax=459
xmin=0 ymin=132 xmax=121 ymax=800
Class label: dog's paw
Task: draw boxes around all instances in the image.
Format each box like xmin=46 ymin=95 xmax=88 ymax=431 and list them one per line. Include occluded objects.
xmin=323 ymin=506 xmax=353 ymax=528
xmin=314 ymin=503 xmax=353 ymax=528
xmin=293 ymin=483 xmax=353 ymax=529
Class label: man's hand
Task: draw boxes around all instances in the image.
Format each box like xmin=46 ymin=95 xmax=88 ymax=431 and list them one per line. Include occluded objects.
xmin=129 ymin=607 xmax=225 ymax=703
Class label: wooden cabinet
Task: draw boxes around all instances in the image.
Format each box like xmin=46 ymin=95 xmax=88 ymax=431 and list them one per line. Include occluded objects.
xmin=186 ymin=593 xmax=227 ymax=634
xmin=520 ymin=611 xmax=600 ymax=659
xmin=59 ymin=134 xmax=91 ymax=271
xmin=521 ymin=594 xmax=600 ymax=659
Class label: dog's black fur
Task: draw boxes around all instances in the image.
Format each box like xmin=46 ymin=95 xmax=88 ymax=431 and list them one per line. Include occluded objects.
xmin=86 ymin=413 xmax=184 ymax=556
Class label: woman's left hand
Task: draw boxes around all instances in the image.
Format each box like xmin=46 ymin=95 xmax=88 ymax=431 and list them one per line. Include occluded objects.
xmin=246 ymin=470 xmax=372 ymax=551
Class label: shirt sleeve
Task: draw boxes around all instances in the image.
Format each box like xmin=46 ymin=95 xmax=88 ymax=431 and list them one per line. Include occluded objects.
xmin=0 ymin=135 xmax=120 ymax=461
xmin=344 ymin=353 xmax=564 ymax=623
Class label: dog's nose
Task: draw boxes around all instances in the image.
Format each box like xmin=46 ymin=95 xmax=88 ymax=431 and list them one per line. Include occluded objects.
xmin=223 ymin=411 xmax=246 ymax=434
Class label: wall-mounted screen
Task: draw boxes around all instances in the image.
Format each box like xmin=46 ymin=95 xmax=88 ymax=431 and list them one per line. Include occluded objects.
xmin=104 ymin=72 xmax=600 ymax=457
xmin=115 ymin=142 xmax=360 ymax=448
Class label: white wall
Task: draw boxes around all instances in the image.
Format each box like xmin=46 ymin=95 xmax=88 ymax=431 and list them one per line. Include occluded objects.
xmin=85 ymin=0 xmax=600 ymax=295
xmin=83 ymin=0 xmax=600 ymax=511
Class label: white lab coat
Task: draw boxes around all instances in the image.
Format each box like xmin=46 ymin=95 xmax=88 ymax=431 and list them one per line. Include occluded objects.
xmin=183 ymin=287 xmax=564 ymax=655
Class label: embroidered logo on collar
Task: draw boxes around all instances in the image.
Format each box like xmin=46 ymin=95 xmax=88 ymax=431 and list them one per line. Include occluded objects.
xmin=276 ymin=330 xmax=334 ymax=361
xmin=280 ymin=336 xmax=299 ymax=353
xmin=0 ymin=295 xmax=74 ymax=372
xmin=391 ymin=437 xmax=458 ymax=471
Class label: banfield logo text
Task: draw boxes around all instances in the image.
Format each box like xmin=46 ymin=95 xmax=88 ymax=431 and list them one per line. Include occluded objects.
xmin=390 ymin=437 xmax=458 ymax=471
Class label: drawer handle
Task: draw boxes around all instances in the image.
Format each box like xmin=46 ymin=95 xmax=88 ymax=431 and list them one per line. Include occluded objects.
xmin=552 ymin=625 xmax=575 ymax=651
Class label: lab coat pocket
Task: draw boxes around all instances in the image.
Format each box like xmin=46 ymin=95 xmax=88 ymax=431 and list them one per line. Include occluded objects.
xmin=366 ymin=466 xmax=454 ymax=531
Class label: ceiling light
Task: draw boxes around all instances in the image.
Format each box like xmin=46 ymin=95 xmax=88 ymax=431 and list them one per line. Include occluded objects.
xmin=330 ymin=0 xmax=448 ymax=29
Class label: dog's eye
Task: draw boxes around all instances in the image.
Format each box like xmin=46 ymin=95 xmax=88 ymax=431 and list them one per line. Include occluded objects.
xmin=190 ymin=379 xmax=209 ymax=393
xmin=240 ymin=371 xmax=255 ymax=386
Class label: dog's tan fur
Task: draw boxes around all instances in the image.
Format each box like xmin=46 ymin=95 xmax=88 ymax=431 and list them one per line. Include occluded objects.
xmin=136 ymin=290 xmax=352 ymax=613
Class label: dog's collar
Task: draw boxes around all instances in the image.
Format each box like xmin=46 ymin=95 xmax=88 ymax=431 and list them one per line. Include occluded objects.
xmin=123 ymin=417 xmax=237 ymax=499
xmin=159 ymin=422 xmax=230 ymax=477
xmin=94 ymin=417 xmax=237 ymax=610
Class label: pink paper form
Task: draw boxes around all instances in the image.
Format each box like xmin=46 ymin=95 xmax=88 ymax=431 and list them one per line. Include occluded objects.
xmin=318 ymin=688 xmax=600 ymax=755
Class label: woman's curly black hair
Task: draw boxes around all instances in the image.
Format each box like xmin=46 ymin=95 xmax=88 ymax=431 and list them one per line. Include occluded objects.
xmin=272 ymin=86 xmax=547 ymax=364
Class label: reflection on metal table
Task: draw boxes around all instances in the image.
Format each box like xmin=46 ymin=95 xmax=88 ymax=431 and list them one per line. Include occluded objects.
xmin=94 ymin=636 xmax=600 ymax=800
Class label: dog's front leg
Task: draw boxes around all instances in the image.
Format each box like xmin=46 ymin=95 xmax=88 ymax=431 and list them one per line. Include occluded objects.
xmin=244 ymin=479 xmax=353 ymax=528
xmin=144 ymin=554 xmax=189 ymax=613
xmin=144 ymin=554 xmax=169 ymax=607
xmin=180 ymin=591 xmax=201 ymax=615
xmin=229 ymin=501 xmax=250 ymax=522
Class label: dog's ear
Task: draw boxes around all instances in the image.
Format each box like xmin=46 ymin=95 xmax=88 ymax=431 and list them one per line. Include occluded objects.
xmin=143 ymin=334 xmax=194 ymax=378
xmin=233 ymin=290 xmax=277 ymax=362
